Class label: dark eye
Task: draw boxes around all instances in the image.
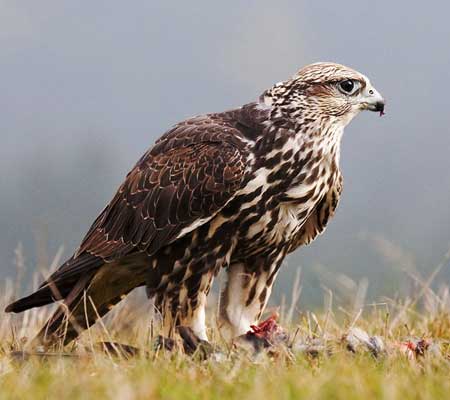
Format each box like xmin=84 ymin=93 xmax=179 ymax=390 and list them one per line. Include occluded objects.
xmin=339 ymin=79 xmax=355 ymax=93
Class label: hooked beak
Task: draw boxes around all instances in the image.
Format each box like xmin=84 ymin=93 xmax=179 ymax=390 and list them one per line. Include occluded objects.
xmin=361 ymin=86 xmax=385 ymax=116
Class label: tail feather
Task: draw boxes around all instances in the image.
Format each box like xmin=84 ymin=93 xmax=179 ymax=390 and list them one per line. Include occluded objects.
xmin=5 ymin=286 xmax=61 ymax=313
xmin=35 ymin=270 xmax=100 ymax=346
xmin=36 ymin=259 xmax=146 ymax=346
xmin=6 ymin=251 xmax=147 ymax=347
xmin=5 ymin=253 xmax=104 ymax=314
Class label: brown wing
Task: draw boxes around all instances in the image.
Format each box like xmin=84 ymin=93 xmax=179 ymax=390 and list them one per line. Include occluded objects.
xmin=77 ymin=118 xmax=248 ymax=261
xmin=288 ymin=174 xmax=343 ymax=252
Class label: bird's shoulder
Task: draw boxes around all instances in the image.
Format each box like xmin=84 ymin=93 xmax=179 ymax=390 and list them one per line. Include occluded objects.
xmin=75 ymin=106 xmax=266 ymax=261
xmin=145 ymin=101 xmax=269 ymax=158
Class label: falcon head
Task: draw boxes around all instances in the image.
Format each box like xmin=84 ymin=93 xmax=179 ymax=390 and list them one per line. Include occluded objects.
xmin=262 ymin=62 xmax=385 ymax=127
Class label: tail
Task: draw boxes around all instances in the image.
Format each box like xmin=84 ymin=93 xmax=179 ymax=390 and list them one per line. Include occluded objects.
xmin=5 ymin=253 xmax=104 ymax=314
xmin=6 ymin=252 xmax=147 ymax=347
xmin=36 ymin=255 xmax=147 ymax=346
xmin=35 ymin=271 xmax=130 ymax=346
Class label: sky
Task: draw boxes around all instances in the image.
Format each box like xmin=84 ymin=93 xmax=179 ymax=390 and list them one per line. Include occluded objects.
xmin=2 ymin=1 xmax=450 ymax=305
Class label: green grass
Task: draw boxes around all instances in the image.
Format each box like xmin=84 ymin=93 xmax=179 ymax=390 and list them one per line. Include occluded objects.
xmin=1 ymin=248 xmax=450 ymax=400
xmin=0 ymin=334 xmax=449 ymax=400
xmin=1 ymin=300 xmax=449 ymax=399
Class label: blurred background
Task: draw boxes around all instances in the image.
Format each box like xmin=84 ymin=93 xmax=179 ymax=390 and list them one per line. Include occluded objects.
xmin=2 ymin=1 xmax=450 ymax=307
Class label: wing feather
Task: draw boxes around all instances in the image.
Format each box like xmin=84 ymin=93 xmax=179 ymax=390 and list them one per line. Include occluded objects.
xmin=77 ymin=119 xmax=248 ymax=261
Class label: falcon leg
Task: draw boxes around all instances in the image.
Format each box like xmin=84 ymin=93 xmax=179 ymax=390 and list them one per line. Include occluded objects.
xmin=186 ymin=291 xmax=208 ymax=341
xmin=158 ymin=271 xmax=214 ymax=341
xmin=219 ymin=261 xmax=280 ymax=340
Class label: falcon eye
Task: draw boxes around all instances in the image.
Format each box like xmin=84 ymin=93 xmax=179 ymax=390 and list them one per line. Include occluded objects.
xmin=340 ymin=80 xmax=354 ymax=92
xmin=338 ymin=79 xmax=359 ymax=95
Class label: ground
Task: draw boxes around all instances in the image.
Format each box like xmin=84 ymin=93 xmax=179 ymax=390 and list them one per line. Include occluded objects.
xmin=1 ymin=254 xmax=450 ymax=400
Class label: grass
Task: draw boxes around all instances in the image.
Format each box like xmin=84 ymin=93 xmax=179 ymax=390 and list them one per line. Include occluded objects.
xmin=1 ymin=350 xmax=450 ymax=400
xmin=0 ymin=245 xmax=450 ymax=399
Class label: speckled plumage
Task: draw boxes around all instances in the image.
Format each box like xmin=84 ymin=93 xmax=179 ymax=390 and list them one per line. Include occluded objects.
xmin=6 ymin=62 xmax=384 ymax=345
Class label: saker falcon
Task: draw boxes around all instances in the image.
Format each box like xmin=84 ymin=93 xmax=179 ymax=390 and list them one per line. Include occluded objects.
xmin=6 ymin=62 xmax=384 ymax=345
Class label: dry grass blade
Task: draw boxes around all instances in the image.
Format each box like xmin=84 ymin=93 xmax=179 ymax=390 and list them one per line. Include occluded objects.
xmin=1 ymin=242 xmax=450 ymax=399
